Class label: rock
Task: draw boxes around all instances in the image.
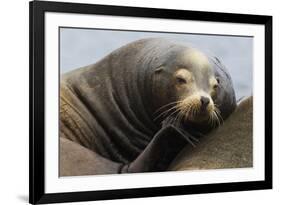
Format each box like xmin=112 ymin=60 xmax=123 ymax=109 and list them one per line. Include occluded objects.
xmin=169 ymin=96 xmax=253 ymax=171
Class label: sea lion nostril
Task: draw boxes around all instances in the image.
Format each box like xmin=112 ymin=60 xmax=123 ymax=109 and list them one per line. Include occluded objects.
xmin=200 ymin=96 xmax=210 ymax=107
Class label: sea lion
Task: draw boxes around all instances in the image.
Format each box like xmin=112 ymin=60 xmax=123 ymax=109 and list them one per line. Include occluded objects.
xmin=59 ymin=38 xmax=236 ymax=176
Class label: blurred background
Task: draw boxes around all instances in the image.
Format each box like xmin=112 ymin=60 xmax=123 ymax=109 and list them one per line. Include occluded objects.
xmin=60 ymin=28 xmax=253 ymax=99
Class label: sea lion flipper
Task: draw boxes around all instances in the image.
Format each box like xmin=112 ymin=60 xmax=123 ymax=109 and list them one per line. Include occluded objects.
xmin=161 ymin=118 xmax=200 ymax=144
xmin=173 ymin=127 xmax=198 ymax=147
xmin=122 ymin=125 xmax=194 ymax=173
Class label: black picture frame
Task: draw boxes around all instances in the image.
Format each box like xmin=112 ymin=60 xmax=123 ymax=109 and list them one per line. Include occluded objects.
xmin=29 ymin=0 xmax=272 ymax=204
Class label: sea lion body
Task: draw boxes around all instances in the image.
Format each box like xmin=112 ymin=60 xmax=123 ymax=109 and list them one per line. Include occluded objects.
xmin=59 ymin=38 xmax=236 ymax=176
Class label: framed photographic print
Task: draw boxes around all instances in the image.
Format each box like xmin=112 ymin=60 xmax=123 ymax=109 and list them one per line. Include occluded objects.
xmin=29 ymin=0 xmax=272 ymax=204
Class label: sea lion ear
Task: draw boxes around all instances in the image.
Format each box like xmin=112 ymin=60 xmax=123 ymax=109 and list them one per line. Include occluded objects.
xmin=154 ymin=67 xmax=164 ymax=74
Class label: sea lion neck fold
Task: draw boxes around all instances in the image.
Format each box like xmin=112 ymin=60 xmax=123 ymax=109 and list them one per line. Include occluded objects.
xmin=61 ymin=39 xmax=169 ymax=163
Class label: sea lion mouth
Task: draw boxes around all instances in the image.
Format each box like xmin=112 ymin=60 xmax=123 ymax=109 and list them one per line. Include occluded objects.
xmin=153 ymin=98 xmax=223 ymax=128
xmin=196 ymin=109 xmax=209 ymax=117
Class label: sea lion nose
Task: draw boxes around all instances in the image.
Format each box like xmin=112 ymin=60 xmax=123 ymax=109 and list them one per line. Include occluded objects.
xmin=200 ymin=96 xmax=210 ymax=108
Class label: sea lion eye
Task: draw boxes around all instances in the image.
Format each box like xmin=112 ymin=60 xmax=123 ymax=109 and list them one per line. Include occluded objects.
xmin=176 ymin=77 xmax=187 ymax=84
xmin=213 ymin=77 xmax=220 ymax=89
xmin=216 ymin=77 xmax=220 ymax=84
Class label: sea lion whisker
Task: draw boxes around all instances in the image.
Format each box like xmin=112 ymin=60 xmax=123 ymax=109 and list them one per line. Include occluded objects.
xmin=190 ymin=99 xmax=199 ymax=118
xmin=213 ymin=107 xmax=221 ymax=125
xmin=175 ymin=128 xmax=197 ymax=147
xmin=153 ymin=100 xmax=184 ymax=115
xmin=190 ymin=107 xmax=194 ymax=119
xmin=208 ymin=112 xmax=216 ymax=128
xmin=207 ymin=114 xmax=212 ymax=126
xmin=194 ymin=103 xmax=200 ymax=116
xmin=214 ymin=107 xmax=224 ymax=124
xmin=191 ymin=105 xmax=198 ymax=119
xmin=173 ymin=108 xmax=186 ymax=127
xmin=185 ymin=129 xmax=203 ymax=140
xmin=187 ymin=104 xmax=194 ymax=120
xmin=213 ymin=111 xmax=221 ymax=127
xmin=160 ymin=106 xmax=183 ymax=126
xmin=161 ymin=116 xmax=174 ymax=127
xmin=212 ymin=111 xmax=220 ymax=126
xmin=174 ymin=113 xmax=180 ymax=127
xmin=153 ymin=104 xmax=180 ymax=121
xmin=157 ymin=101 xmax=184 ymax=118
xmin=182 ymin=109 xmax=188 ymax=122
xmin=214 ymin=106 xmax=221 ymax=116
xmin=165 ymin=117 xmax=174 ymax=125
xmin=177 ymin=110 xmax=187 ymax=126
xmin=211 ymin=111 xmax=218 ymax=127
xmin=207 ymin=114 xmax=211 ymax=123
xmin=169 ymin=107 xmax=183 ymax=119
xmin=183 ymin=104 xmax=192 ymax=121
xmin=172 ymin=112 xmax=180 ymax=127
xmin=171 ymin=114 xmax=181 ymax=127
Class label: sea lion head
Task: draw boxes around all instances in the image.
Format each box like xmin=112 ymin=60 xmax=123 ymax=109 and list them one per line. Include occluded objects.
xmin=152 ymin=47 xmax=229 ymax=128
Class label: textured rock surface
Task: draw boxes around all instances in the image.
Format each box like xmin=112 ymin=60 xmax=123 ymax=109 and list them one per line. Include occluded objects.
xmin=169 ymin=96 xmax=253 ymax=171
